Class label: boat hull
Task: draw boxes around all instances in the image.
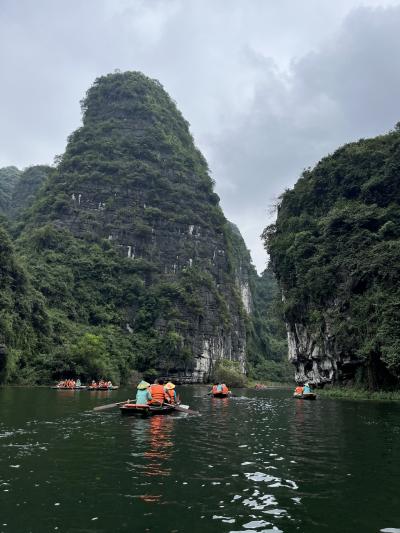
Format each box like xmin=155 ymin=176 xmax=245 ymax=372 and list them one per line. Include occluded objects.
xmin=293 ymin=393 xmax=317 ymax=400
xmin=87 ymin=386 xmax=119 ymax=391
xmin=51 ymin=386 xmax=86 ymax=390
xmin=212 ymin=392 xmax=230 ymax=398
xmin=119 ymin=403 xmax=176 ymax=416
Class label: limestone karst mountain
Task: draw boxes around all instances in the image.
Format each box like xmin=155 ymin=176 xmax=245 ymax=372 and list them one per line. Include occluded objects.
xmin=7 ymin=72 xmax=255 ymax=383
xmin=265 ymin=125 xmax=400 ymax=389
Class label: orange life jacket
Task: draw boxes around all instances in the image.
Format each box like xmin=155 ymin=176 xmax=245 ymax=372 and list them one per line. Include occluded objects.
xmin=149 ymin=384 xmax=166 ymax=403
xmin=221 ymin=384 xmax=229 ymax=394
xmin=212 ymin=385 xmax=218 ymax=394
xmin=295 ymin=386 xmax=304 ymax=394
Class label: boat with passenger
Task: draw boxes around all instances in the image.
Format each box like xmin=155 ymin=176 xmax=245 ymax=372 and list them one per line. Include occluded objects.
xmin=52 ymin=379 xmax=86 ymax=390
xmin=210 ymin=383 xmax=231 ymax=398
xmin=87 ymin=380 xmax=119 ymax=391
xmin=293 ymin=383 xmax=317 ymax=400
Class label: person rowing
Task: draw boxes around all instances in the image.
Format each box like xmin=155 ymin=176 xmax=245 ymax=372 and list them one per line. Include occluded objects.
xmin=165 ymin=382 xmax=177 ymax=404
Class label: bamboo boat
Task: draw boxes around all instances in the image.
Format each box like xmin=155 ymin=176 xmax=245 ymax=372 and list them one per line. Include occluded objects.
xmin=87 ymin=386 xmax=119 ymax=391
xmin=119 ymin=402 xmax=176 ymax=416
xmin=212 ymin=392 xmax=231 ymax=398
xmin=51 ymin=385 xmax=86 ymax=390
xmin=293 ymin=392 xmax=317 ymax=400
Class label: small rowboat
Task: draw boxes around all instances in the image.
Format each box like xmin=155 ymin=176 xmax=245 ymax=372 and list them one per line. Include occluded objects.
xmin=293 ymin=392 xmax=317 ymax=400
xmin=87 ymin=386 xmax=119 ymax=391
xmin=212 ymin=392 xmax=231 ymax=398
xmin=119 ymin=403 xmax=176 ymax=416
xmin=51 ymin=385 xmax=86 ymax=390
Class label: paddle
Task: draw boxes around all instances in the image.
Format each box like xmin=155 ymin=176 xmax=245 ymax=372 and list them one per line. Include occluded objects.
xmin=93 ymin=400 xmax=129 ymax=412
xmin=172 ymin=404 xmax=200 ymax=415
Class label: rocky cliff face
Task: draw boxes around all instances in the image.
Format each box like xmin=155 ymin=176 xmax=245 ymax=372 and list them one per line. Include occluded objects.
xmin=19 ymin=72 xmax=249 ymax=382
xmin=265 ymin=126 xmax=400 ymax=388
xmin=286 ymin=320 xmax=353 ymax=385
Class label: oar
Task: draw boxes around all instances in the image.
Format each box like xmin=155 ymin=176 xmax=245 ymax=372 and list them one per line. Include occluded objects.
xmin=93 ymin=400 xmax=129 ymax=412
xmin=173 ymin=404 xmax=200 ymax=415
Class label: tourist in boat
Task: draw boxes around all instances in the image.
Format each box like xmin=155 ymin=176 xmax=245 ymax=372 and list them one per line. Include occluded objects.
xmin=149 ymin=379 xmax=169 ymax=405
xmin=210 ymin=383 xmax=230 ymax=395
xmin=136 ymin=380 xmax=152 ymax=405
xmin=303 ymin=382 xmax=312 ymax=394
xmin=211 ymin=383 xmax=221 ymax=394
xmin=91 ymin=380 xmax=97 ymax=389
xmin=76 ymin=378 xmax=81 ymax=387
xmin=221 ymin=383 xmax=229 ymax=394
xmin=294 ymin=385 xmax=304 ymax=395
xmin=165 ymin=382 xmax=177 ymax=404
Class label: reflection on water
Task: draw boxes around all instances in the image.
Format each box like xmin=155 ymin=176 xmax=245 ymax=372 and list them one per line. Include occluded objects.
xmin=143 ymin=416 xmax=174 ymax=477
xmin=0 ymin=387 xmax=399 ymax=532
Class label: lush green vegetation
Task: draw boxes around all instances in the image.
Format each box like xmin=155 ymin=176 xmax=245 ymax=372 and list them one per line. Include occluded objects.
xmin=212 ymin=359 xmax=247 ymax=388
xmin=247 ymin=268 xmax=291 ymax=381
xmin=264 ymin=124 xmax=400 ymax=390
xmin=0 ymin=224 xmax=50 ymax=383
xmin=318 ymin=386 xmax=400 ymax=401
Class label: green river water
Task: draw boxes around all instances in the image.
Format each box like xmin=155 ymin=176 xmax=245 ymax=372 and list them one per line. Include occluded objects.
xmin=0 ymin=386 xmax=399 ymax=533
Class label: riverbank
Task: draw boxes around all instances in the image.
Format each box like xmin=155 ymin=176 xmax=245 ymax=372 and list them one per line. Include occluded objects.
xmin=245 ymin=378 xmax=292 ymax=389
xmin=318 ymin=386 xmax=400 ymax=401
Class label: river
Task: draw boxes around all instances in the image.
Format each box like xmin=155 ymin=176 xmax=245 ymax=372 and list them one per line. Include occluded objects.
xmin=0 ymin=386 xmax=399 ymax=532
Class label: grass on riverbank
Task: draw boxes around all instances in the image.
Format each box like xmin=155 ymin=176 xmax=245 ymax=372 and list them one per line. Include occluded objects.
xmin=318 ymin=386 xmax=400 ymax=401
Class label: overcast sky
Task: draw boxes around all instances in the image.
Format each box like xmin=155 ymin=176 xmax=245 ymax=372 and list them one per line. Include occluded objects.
xmin=1 ymin=0 xmax=400 ymax=271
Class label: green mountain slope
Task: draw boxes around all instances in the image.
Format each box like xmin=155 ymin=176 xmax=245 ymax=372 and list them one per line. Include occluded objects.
xmin=0 ymin=224 xmax=50 ymax=382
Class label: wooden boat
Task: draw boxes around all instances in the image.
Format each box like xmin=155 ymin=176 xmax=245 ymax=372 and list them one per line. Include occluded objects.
xmin=119 ymin=402 xmax=176 ymax=416
xmin=293 ymin=392 xmax=317 ymax=400
xmin=51 ymin=386 xmax=86 ymax=390
xmin=212 ymin=392 xmax=230 ymax=398
xmin=87 ymin=385 xmax=119 ymax=391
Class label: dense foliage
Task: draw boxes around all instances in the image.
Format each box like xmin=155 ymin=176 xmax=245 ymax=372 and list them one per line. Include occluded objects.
xmin=265 ymin=125 xmax=400 ymax=389
xmin=0 ymin=224 xmax=50 ymax=382
xmin=247 ymin=269 xmax=292 ymax=382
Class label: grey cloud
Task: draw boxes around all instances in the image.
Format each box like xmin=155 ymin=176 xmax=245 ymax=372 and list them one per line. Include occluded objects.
xmin=1 ymin=0 xmax=400 ymax=271
xmin=207 ymin=5 xmax=400 ymax=270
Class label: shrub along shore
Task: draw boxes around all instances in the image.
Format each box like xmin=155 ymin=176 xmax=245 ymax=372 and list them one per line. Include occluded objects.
xmin=318 ymin=386 xmax=400 ymax=401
